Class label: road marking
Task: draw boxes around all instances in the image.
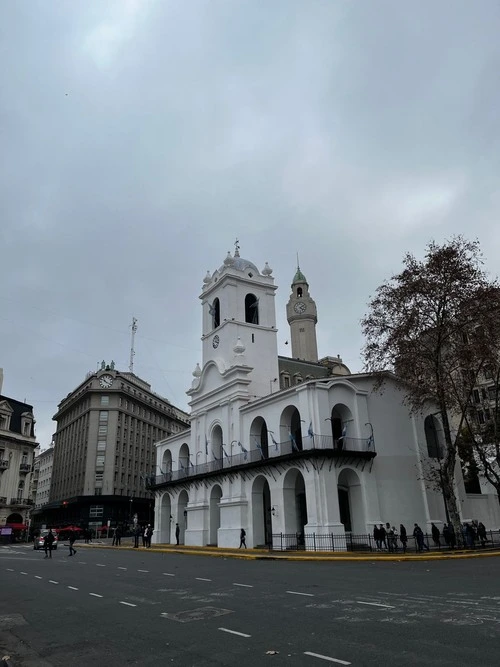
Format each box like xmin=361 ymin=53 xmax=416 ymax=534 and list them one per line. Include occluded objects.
xmin=163 ymin=572 xmax=175 ymax=576
xmin=20 ymin=571 xmax=27 ymax=575
xmin=196 ymin=577 xmax=212 ymax=582
xmin=6 ymin=568 xmax=14 ymax=571
xmin=357 ymin=601 xmax=394 ymax=609
xmin=78 ymin=562 xmax=86 ymax=564
xmin=138 ymin=569 xmax=149 ymax=573
xmin=304 ymin=651 xmax=351 ymax=665
xmin=286 ymin=591 xmax=314 ymax=597
xmin=49 ymin=580 xmax=59 ymax=585
xmin=68 ymin=586 xmax=79 ymax=590
xmin=96 ymin=564 xmax=106 ymax=567
xmin=89 ymin=593 xmax=103 ymax=598
xmin=119 ymin=601 xmax=137 ymax=607
xmin=34 ymin=575 xmax=42 ymax=579
xmin=233 ymin=583 xmax=253 ymax=588
xmin=218 ymin=628 xmax=251 ymax=638
xmin=118 ymin=567 xmax=127 ymax=570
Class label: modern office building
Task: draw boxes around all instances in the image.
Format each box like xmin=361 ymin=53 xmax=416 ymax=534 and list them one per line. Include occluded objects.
xmin=33 ymin=446 xmax=54 ymax=509
xmin=32 ymin=364 xmax=189 ymax=532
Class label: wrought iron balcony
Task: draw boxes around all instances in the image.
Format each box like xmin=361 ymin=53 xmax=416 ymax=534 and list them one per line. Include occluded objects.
xmin=0 ymin=460 xmax=9 ymax=470
xmin=9 ymin=497 xmax=34 ymax=506
xmin=19 ymin=463 xmax=31 ymax=473
xmin=148 ymin=434 xmax=375 ymax=489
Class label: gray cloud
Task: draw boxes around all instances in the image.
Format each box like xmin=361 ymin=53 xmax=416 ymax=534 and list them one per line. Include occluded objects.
xmin=2 ymin=0 xmax=500 ymax=447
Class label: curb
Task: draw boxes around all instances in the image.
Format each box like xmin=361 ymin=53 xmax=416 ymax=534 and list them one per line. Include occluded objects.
xmin=77 ymin=543 xmax=500 ymax=562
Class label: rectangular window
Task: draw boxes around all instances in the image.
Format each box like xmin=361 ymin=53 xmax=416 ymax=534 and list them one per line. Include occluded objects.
xmin=481 ymin=388 xmax=488 ymax=401
xmin=96 ymin=455 xmax=105 ymax=467
xmin=100 ymin=396 xmax=109 ymax=405
xmin=477 ymin=410 xmax=485 ymax=425
xmin=98 ymin=425 xmax=107 ymax=436
xmin=97 ymin=441 xmax=106 ymax=451
xmin=95 ymin=487 xmax=102 ymax=495
xmin=99 ymin=411 xmax=108 ymax=422
xmin=489 ymin=386 xmax=498 ymax=401
xmin=473 ymin=389 xmax=481 ymax=404
xmin=89 ymin=505 xmax=103 ymax=518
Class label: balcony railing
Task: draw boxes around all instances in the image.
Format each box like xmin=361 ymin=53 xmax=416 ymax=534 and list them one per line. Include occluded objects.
xmin=10 ymin=497 xmax=34 ymax=506
xmin=0 ymin=460 xmax=9 ymax=470
xmin=19 ymin=463 xmax=31 ymax=473
xmin=148 ymin=434 xmax=375 ymax=488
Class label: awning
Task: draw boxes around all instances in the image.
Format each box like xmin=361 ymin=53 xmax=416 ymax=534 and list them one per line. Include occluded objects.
xmin=5 ymin=523 xmax=27 ymax=530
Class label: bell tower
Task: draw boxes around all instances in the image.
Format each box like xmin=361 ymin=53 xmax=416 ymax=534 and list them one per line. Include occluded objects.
xmin=286 ymin=265 xmax=318 ymax=362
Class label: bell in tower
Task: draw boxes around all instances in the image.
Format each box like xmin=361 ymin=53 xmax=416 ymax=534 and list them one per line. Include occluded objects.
xmin=286 ymin=265 xmax=319 ymax=362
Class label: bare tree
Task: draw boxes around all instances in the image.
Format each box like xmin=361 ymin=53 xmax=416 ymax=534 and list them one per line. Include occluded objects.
xmin=361 ymin=236 xmax=500 ymax=544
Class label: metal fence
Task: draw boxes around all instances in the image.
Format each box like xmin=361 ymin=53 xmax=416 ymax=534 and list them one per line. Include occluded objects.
xmin=270 ymin=531 xmax=500 ymax=553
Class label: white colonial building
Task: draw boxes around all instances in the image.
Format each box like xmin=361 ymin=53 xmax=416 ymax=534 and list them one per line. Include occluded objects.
xmin=151 ymin=248 xmax=500 ymax=548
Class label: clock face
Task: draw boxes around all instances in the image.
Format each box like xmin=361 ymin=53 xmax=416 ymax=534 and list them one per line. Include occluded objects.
xmin=212 ymin=334 xmax=220 ymax=349
xmin=99 ymin=374 xmax=114 ymax=389
xmin=294 ymin=301 xmax=306 ymax=314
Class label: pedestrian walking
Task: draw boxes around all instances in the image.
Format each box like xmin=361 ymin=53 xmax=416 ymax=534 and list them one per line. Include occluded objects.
xmin=379 ymin=524 xmax=387 ymax=550
xmin=431 ymin=523 xmax=441 ymax=548
xmin=115 ymin=525 xmax=122 ymax=546
xmin=239 ymin=528 xmax=247 ymax=549
xmin=111 ymin=527 xmax=118 ymax=546
xmin=175 ymin=523 xmax=180 ymax=545
xmin=477 ymin=522 xmax=487 ymax=547
xmin=146 ymin=524 xmax=153 ymax=548
xmin=44 ymin=529 xmax=55 ymax=559
xmin=413 ymin=524 xmax=429 ymax=552
xmin=399 ymin=524 xmax=408 ymax=553
xmin=68 ymin=532 xmax=77 ymax=557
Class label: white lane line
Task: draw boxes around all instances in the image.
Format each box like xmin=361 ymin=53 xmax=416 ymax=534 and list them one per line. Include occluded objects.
xmin=96 ymin=564 xmax=106 ymax=567
xmin=218 ymin=628 xmax=251 ymax=638
xmin=68 ymin=586 xmax=79 ymax=590
xmin=286 ymin=591 xmax=314 ymax=597
xmin=89 ymin=593 xmax=103 ymax=598
xmin=196 ymin=577 xmax=212 ymax=582
xmin=118 ymin=567 xmax=127 ymax=570
xmin=6 ymin=568 xmax=14 ymax=572
xmin=49 ymin=580 xmax=59 ymax=585
xmin=304 ymin=651 xmax=351 ymax=665
xmin=20 ymin=571 xmax=28 ymax=575
xmin=119 ymin=601 xmax=137 ymax=607
xmin=34 ymin=575 xmax=42 ymax=579
xmin=163 ymin=572 xmax=175 ymax=577
xmin=357 ymin=601 xmax=394 ymax=609
xmin=78 ymin=561 xmax=87 ymax=564
xmin=233 ymin=583 xmax=254 ymax=588
xmin=137 ymin=569 xmax=149 ymax=573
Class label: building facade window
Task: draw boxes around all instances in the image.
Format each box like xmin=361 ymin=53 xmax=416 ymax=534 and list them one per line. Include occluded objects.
xmin=100 ymin=396 xmax=109 ymax=405
xmin=99 ymin=411 xmax=108 ymax=422
xmin=89 ymin=505 xmax=103 ymax=518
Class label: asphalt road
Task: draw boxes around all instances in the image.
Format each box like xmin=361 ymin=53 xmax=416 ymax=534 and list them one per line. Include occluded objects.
xmin=1 ymin=543 xmax=500 ymax=666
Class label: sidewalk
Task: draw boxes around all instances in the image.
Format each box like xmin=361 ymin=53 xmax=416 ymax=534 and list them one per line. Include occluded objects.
xmin=77 ymin=538 xmax=500 ymax=561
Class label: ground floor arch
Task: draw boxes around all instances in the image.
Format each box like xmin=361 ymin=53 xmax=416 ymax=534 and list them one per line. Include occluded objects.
xmin=209 ymin=484 xmax=222 ymax=545
xmin=177 ymin=490 xmax=189 ymax=544
xmin=251 ymin=475 xmax=272 ymax=547
xmin=160 ymin=492 xmax=172 ymax=544
xmin=6 ymin=512 xmax=23 ymax=524
xmin=282 ymin=468 xmax=308 ymax=540
xmin=337 ymin=468 xmax=365 ymax=534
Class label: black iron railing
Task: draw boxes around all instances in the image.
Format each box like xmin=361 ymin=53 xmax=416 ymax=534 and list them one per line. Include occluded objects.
xmin=270 ymin=531 xmax=500 ymax=553
xmin=149 ymin=434 xmax=374 ymax=487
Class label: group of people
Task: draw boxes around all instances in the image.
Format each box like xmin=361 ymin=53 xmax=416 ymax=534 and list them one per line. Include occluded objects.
xmin=133 ymin=523 xmax=154 ymax=548
xmin=373 ymin=520 xmax=490 ymax=553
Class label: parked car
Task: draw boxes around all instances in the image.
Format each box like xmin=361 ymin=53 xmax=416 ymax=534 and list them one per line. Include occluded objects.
xmin=33 ymin=529 xmax=58 ymax=550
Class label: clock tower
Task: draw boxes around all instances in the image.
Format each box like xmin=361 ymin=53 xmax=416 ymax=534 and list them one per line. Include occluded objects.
xmin=286 ymin=266 xmax=318 ymax=362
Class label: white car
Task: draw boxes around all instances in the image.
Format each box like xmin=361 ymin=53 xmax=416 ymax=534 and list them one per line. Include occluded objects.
xmin=33 ymin=529 xmax=58 ymax=550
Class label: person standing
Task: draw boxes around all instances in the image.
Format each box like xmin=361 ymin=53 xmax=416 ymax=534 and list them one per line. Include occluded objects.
xmin=239 ymin=528 xmax=247 ymax=549
xmin=111 ymin=527 xmax=118 ymax=546
xmin=146 ymin=524 xmax=153 ymax=548
xmin=68 ymin=532 xmax=77 ymax=557
xmin=373 ymin=525 xmax=381 ymax=550
xmin=115 ymin=525 xmax=122 ymax=546
xmin=175 ymin=523 xmax=180 ymax=545
xmin=477 ymin=522 xmax=487 ymax=547
xmin=379 ymin=524 xmax=387 ymax=550
xmin=44 ymin=529 xmax=55 ymax=559
xmin=399 ymin=524 xmax=408 ymax=553
xmin=413 ymin=523 xmax=429 ymax=552
xmin=133 ymin=524 xmax=140 ymax=548
xmin=431 ymin=523 xmax=441 ymax=548
xmin=142 ymin=526 xmax=147 ymax=548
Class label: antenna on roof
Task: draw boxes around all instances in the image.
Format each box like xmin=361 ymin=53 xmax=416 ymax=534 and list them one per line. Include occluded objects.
xmin=129 ymin=317 xmax=138 ymax=373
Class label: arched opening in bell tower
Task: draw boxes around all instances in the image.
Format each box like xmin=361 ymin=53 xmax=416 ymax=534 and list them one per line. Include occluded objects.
xmin=212 ymin=298 xmax=220 ymax=329
xmin=245 ymin=294 xmax=259 ymax=324
xmin=296 ymin=287 xmax=303 ymax=298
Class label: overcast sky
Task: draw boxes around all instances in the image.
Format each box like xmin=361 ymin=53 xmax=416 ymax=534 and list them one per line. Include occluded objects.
xmin=2 ymin=0 xmax=500 ymax=449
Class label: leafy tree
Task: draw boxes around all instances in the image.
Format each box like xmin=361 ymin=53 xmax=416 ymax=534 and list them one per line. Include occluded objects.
xmin=361 ymin=236 xmax=500 ymax=543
